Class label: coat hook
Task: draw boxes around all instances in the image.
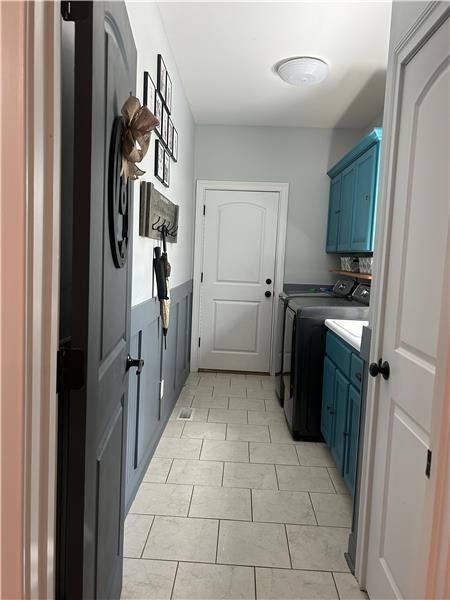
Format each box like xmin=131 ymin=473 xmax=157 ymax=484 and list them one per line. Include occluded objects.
xmin=152 ymin=216 xmax=161 ymax=230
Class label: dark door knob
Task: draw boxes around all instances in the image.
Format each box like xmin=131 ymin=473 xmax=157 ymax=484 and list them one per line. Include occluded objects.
xmin=369 ymin=359 xmax=390 ymax=380
xmin=266 ymin=278 xmax=272 ymax=285
xmin=265 ymin=291 xmax=272 ymax=298
xmin=127 ymin=354 xmax=144 ymax=375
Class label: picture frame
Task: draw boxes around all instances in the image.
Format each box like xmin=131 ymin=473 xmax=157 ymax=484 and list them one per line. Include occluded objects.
xmin=168 ymin=118 xmax=174 ymax=155
xmin=155 ymin=139 xmax=164 ymax=183
xmin=163 ymin=150 xmax=170 ymax=187
xmin=161 ymin=106 xmax=169 ymax=147
xmin=166 ymin=72 xmax=173 ymax=113
xmin=154 ymin=92 xmax=163 ymax=137
xmin=157 ymin=54 xmax=167 ymax=101
xmin=172 ymin=127 xmax=178 ymax=162
xmin=143 ymin=71 xmax=156 ymax=113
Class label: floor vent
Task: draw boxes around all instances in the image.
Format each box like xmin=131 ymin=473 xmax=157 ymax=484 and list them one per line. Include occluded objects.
xmin=177 ymin=408 xmax=193 ymax=421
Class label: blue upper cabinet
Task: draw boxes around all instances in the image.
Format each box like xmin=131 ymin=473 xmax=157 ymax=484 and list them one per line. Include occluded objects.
xmin=326 ymin=175 xmax=341 ymax=251
xmin=337 ymin=163 xmax=356 ymax=252
xmin=326 ymin=128 xmax=382 ymax=254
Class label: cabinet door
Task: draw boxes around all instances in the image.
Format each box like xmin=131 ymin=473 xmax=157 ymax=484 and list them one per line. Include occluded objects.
xmin=350 ymin=144 xmax=379 ymax=252
xmin=321 ymin=357 xmax=336 ymax=445
xmin=331 ymin=369 xmax=349 ymax=470
xmin=337 ymin=163 xmax=356 ymax=252
xmin=326 ymin=175 xmax=341 ymax=252
xmin=343 ymin=385 xmax=361 ymax=494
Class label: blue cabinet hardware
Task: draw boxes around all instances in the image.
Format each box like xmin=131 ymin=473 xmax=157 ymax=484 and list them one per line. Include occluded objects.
xmin=321 ymin=330 xmax=363 ymax=495
xmin=326 ymin=128 xmax=382 ymax=254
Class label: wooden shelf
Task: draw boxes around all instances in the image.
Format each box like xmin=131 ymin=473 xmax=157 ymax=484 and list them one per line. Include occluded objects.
xmin=330 ymin=269 xmax=373 ymax=281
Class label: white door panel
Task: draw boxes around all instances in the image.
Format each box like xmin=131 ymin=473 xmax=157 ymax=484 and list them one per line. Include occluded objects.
xmin=367 ymin=13 xmax=449 ymax=600
xmin=199 ymin=189 xmax=279 ymax=372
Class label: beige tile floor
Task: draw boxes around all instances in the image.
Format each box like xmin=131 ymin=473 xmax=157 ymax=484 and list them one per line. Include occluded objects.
xmin=121 ymin=373 xmax=369 ymax=600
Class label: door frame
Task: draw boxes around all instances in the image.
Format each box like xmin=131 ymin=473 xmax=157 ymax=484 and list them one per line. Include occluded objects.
xmin=191 ymin=180 xmax=289 ymax=375
xmin=356 ymin=2 xmax=450 ymax=594
xmin=0 ymin=2 xmax=61 ymax=598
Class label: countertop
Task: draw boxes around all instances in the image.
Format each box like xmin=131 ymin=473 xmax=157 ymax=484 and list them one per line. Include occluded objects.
xmin=325 ymin=319 xmax=369 ymax=352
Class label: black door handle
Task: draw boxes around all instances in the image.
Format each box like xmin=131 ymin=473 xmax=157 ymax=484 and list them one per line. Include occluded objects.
xmin=265 ymin=291 xmax=272 ymax=298
xmin=266 ymin=278 xmax=272 ymax=285
xmin=127 ymin=354 xmax=144 ymax=375
xmin=369 ymin=359 xmax=390 ymax=380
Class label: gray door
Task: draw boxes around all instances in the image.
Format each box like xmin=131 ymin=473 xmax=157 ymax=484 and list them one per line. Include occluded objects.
xmin=57 ymin=2 xmax=137 ymax=598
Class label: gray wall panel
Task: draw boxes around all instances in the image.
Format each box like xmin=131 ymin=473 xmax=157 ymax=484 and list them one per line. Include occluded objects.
xmin=125 ymin=280 xmax=193 ymax=510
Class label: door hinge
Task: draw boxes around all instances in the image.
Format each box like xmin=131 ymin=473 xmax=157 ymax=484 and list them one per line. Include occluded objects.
xmin=201 ymin=272 xmax=203 ymax=283
xmin=198 ymin=337 xmax=201 ymax=347
xmin=425 ymin=449 xmax=432 ymax=478
xmin=203 ymin=205 xmax=206 ymax=216
xmin=57 ymin=348 xmax=85 ymax=393
xmin=61 ymin=1 xmax=90 ymax=22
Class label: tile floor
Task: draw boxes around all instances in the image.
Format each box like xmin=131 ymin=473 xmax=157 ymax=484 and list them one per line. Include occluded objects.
xmin=121 ymin=373 xmax=368 ymax=600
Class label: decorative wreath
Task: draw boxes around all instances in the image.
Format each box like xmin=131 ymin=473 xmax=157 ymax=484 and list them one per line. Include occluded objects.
xmin=120 ymin=95 xmax=159 ymax=182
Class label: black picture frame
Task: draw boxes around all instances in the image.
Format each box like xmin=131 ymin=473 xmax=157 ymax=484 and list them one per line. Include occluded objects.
xmin=163 ymin=149 xmax=170 ymax=187
xmin=165 ymin=72 xmax=172 ymax=113
xmin=168 ymin=118 xmax=174 ymax=155
xmin=172 ymin=127 xmax=178 ymax=162
xmin=157 ymin=54 xmax=167 ymax=101
xmin=143 ymin=71 xmax=156 ymax=113
xmin=161 ymin=106 xmax=169 ymax=147
xmin=154 ymin=92 xmax=163 ymax=137
xmin=154 ymin=139 xmax=164 ymax=183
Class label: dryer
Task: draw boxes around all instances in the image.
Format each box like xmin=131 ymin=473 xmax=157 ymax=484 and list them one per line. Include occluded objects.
xmin=282 ymin=284 xmax=370 ymax=440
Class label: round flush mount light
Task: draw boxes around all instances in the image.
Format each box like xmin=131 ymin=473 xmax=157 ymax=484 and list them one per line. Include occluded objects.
xmin=276 ymin=57 xmax=329 ymax=86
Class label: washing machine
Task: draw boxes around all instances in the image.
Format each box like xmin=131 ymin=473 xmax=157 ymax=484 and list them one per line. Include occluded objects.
xmin=275 ymin=280 xmax=357 ymax=405
xmin=282 ymin=283 xmax=371 ymax=440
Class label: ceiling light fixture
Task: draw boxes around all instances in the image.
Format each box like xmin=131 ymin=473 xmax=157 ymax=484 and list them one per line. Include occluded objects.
xmin=277 ymin=57 xmax=329 ymax=86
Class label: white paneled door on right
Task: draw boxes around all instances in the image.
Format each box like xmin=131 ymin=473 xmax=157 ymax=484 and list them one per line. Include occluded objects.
xmin=199 ymin=188 xmax=279 ymax=372
xmin=366 ymin=9 xmax=449 ymax=600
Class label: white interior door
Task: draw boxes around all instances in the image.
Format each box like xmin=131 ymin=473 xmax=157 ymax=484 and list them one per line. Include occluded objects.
xmin=366 ymin=12 xmax=449 ymax=600
xmin=199 ymin=188 xmax=279 ymax=372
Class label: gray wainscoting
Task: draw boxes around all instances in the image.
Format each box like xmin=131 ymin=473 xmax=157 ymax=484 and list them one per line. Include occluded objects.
xmin=125 ymin=279 xmax=193 ymax=511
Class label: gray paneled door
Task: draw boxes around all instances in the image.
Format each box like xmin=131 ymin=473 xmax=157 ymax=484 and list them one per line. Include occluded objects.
xmin=57 ymin=2 xmax=137 ymax=598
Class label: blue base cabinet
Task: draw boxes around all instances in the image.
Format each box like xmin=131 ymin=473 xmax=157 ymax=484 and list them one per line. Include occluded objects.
xmin=321 ymin=330 xmax=363 ymax=495
xmin=326 ymin=128 xmax=382 ymax=254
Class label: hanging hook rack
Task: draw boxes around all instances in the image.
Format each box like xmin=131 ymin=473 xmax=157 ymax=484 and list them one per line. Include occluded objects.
xmin=140 ymin=182 xmax=179 ymax=243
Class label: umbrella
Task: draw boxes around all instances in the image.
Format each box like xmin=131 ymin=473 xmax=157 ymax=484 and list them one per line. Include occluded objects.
xmin=153 ymin=228 xmax=171 ymax=348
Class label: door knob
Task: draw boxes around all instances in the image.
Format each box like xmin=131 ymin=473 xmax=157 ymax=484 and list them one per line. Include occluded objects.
xmin=265 ymin=291 xmax=272 ymax=298
xmin=369 ymin=359 xmax=390 ymax=380
xmin=266 ymin=278 xmax=272 ymax=285
xmin=127 ymin=354 xmax=144 ymax=375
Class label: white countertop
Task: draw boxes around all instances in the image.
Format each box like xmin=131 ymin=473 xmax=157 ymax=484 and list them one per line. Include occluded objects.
xmin=325 ymin=319 xmax=369 ymax=352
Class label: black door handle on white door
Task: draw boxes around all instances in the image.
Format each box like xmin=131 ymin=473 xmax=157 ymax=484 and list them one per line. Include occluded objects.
xmin=369 ymin=359 xmax=390 ymax=380
xmin=265 ymin=291 xmax=272 ymax=298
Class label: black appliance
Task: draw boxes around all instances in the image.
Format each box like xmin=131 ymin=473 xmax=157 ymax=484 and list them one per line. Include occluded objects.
xmin=282 ymin=283 xmax=370 ymax=440
xmin=275 ymin=280 xmax=357 ymax=406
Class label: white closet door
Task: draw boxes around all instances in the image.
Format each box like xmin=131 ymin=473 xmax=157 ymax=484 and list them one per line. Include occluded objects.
xmin=199 ymin=188 xmax=278 ymax=372
xmin=366 ymin=12 xmax=449 ymax=600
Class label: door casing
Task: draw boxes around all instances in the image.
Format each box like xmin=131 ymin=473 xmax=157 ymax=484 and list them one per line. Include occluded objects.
xmin=356 ymin=2 xmax=450 ymax=594
xmin=191 ymin=180 xmax=288 ymax=375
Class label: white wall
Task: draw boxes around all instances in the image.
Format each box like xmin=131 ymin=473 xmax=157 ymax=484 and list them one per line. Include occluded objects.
xmin=126 ymin=2 xmax=195 ymax=306
xmin=195 ymin=125 xmax=364 ymax=284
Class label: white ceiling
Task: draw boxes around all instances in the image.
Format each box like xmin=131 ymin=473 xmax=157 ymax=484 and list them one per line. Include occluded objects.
xmin=157 ymin=1 xmax=392 ymax=128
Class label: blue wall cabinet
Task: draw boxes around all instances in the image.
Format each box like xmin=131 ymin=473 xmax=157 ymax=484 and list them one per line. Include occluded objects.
xmin=321 ymin=357 xmax=335 ymax=445
xmin=326 ymin=175 xmax=342 ymax=251
xmin=321 ymin=330 xmax=362 ymax=495
xmin=326 ymin=128 xmax=382 ymax=254
xmin=350 ymin=144 xmax=379 ymax=251
xmin=337 ymin=164 xmax=356 ymax=252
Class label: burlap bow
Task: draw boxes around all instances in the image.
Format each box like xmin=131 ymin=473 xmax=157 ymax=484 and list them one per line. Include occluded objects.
xmin=121 ymin=96 xmax=159 ymax=182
